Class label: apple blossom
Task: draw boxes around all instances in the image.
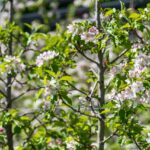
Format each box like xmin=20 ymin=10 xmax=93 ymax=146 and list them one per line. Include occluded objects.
xmin=1 ymin=55 xmax=25 ymax=74
xmin=80 ymin=26 xmax=99 ymax=43
xmin=36 ymin=51 xmax=58 ymax=67
xmin=66 ymin=140 xmax=78 ymax=150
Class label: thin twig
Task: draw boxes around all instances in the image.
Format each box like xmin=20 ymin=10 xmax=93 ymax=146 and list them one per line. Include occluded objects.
xmin=59 ymin=93 xmax=101 ymax=120
xmin=0 ymin=77 xmax=6 ymax=84
xmin=87 ymin=81 xmax=99 ymax=116
xmin=109 ymin=49 xmax=129 ymax=65
xmin=133 ymin=30 xmax=145 ymax=44
xmin=100 ymin=129 xmax=118 ymax=144
xmin=67 ymin=81 xmax=88 ymax=96
xmin=75 ymin=45 xmax=100 ymax=66
xmin=0 ymin=89 xmax=7 ymax=97
xmin=11 ymin=87 xmax=44 ymax=102
xmin=132 ymin=138 xmax=143 ymax=150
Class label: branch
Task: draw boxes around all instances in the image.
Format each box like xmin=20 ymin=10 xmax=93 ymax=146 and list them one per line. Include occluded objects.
xmin=22 ymin=48 xmax=37 ymax=54
xmin=89 ymin=81 xmax=98 ymax=98
xmin=89 ymin=68 xmax=99 ymax=79
xmin=67 ymin=81 xmax=88 ymax=96
xmin=11 ymin=87 xmax=44 ymax=102
xmin=75 ymin=45 xmax=100 ymax=66
xmin=63 ymin=71 xmax=88 ymax=96
xmin=0 ymin=77 xmax=6 ymax=84
xmin=132 ymin=138 xmax=143 ymax=150
xmin=87 ymin=80 xmax=100 ymax=115
xmin=59 ymin=93 xmax=101 ymax=120
xmin=23 ymin=125 xmax=41 ymax=146
xmin=100 ymin=129 xmax=118 ymax=144
xmin=23 ymin=111 xmax=44 ymax=145
xmin=0 ymin=89 xmax=7 ymax=98
xmin=133 ymin=30 xmax=145 ymax=44
xmin=15 ymin=79 xmax=28 ymax=86
xmin=20 ymin=110 xmax=39 ymax=117
xmin=109 ymin=48 xmax=129 ymax=65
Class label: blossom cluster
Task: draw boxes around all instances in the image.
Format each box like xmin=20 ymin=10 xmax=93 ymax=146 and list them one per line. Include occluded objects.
xmin=67 ymin=21 xmax=84 ymax=36
xmin=129 ymin=53 xmax=150 ymax=78
xmin=67 ymin=23 xmax=99 ymax=43
xmin=43 ymin=79 xmax=58 ymax=97
xmin=42 ymin=79 xmax=59 ymax=110
xmin=80 ymin=26 xmax=99 ymax=43
xmin=110 ymin=62 xmax=126 ymax=77
xmin=107 ymin=52 xmax=150 ymax=103
xmin=48 ymin=138 xmax=62 ymax=148
xmin=36 ymin=51 xmax=58 ymax=67
xmin=108 ymin=81 xmax=150 ymax=103
xmin=66 ymin=140 xmax=78 ymax=150
xmin=0 ymin=55 xmax=25 ymax=74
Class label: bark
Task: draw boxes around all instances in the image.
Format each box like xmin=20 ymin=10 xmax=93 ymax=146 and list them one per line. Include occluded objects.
xmin=97 ymin=51 xmax=105 ymax=150
xmin=5 ymin=0 xmax=14 ymax=150
xmin=96 ymin=1 xmax=105 ymax=150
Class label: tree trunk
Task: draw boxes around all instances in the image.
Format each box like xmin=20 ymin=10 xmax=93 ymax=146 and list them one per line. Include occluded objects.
xmin=97 ymin=51 xmax=105 ymax=150
xmin=5 ymin=0 xmax=14 ymax=150
xmin=96 ymin=1 xmax=105 ymax=150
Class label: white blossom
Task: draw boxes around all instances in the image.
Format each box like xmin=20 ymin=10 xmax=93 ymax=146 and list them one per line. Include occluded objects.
xmin=129 ymin=66 xmax=147 ymax=78
xmin=67 ymin=24 xmax=76 ymax=34
xmin=88 ymin=26 xmax=99 ymax=35
xmin=110 ymin=62 xmax=126 ymax=78
xmin=113 ymin=81 xmax=145 ymax=101
xmin=67 ymin=23 xmax=99 ymax=43
xmin=67 ymin=21 xmax=84 ymax=36
xmin=80 ymin=26 xmax=99 ymax=43
xmin=128 ymin=53 xmax=150 ymax=78
xmin=43 ymin=100 xmax=51 ymax=110
xmin=36 ymin=51 xmax=58 ymax=67
xmin=134 ymin=53 xmax=150 ymax=67
xmin=140 ymin=90 xmax=150 ymax=104
xmin=131 ymin=43 xmax=143 ymax=52
xmin=43 ymin=87 xmax=51 ymax=97
xmin=1 ymin=55 xmax=25 ymax=74
xmin=43 ymin=79 xmax=58 ymax=98
xmin=66 ymin=141 xmax=78 ymax=150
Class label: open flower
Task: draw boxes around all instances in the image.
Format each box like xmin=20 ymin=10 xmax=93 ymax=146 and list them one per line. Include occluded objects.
xmin=80 ymin=26 xmax=99 ymax=43
xmin=36 ymin=51 xmax=58 ymax=67
xmin=1 ymin=55 xmax=25 ymax=74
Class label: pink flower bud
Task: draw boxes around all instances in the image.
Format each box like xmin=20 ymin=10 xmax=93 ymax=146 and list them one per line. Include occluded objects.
xmin=0 ymin=127 xmax=4 ymax=133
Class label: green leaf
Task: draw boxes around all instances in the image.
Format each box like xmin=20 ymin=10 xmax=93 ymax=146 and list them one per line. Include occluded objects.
xmin=46 ymin=70 xmax=56 ymax=78
xmin=14 ymin=126 xmax=21 ymax=134
xmin=37 ymin=89 xmax=44 ymax=99
xmin=9 ymin=109 xmax=18 ymax=117
xmin=105 ymin=9 xmax=115 ymax=16
xmin=61 ymin=92 xmax=72 ymax=105
xmin=129 ymin=13 xmax=140 ymax=19
xmin=100 ymin=109 xmax=110 ymax=114
xmin=0 ymin=135 xmax=5 ymax=143
xmin=121 ymin=23 xmax=130 ymax=29
xmin=20 ymin=116 xmax=30 ymax=122
xmin=119 ymin=109 xmax=126 ymax=123
xmin=60 ymin=76 xmax=74 ymax=81
xmin=43 ymin=76 xmax=47 ymax=85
